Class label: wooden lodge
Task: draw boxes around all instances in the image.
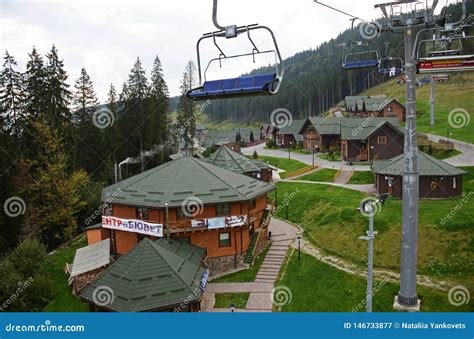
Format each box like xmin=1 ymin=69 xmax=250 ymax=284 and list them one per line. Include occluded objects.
xmin=372 ymin=152 xmax=467 ymax=199
xmin=299 ymin=117 xmax=404 ymax=162
xmin=345 ymin=95 xmax=406 ymax=123
xmin=275 ymin=119 xmax=306 ymax=148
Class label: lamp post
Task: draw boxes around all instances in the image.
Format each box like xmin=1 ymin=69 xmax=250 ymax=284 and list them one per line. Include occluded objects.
xmin=230 ymin=303 xmax=235 ymax=313
xmin=288 ymin=142 xmax=293 ymax=159
xmin=285 ymin=201 xmax=289 ymax=220
xmin=312 ymin=147 xmax=315 ymax=166
xmin=358 ymin=199 xmax=377 ymax=313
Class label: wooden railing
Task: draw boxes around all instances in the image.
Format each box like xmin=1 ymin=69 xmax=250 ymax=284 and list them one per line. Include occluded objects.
xmin=333 ymin=165 xmax=344 ymax=182
xmin=285 ymin=165 xmax=320 ymax=179
xmin=251 ymin=199 xmax=276 ymax=259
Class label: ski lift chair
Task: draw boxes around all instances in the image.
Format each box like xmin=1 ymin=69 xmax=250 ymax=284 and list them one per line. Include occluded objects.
xmin=378 ymin=57 xmax=404 ymax=76
xmin=187 ymin=1 xmax=284 ymax=101
xmin=342 ymin=49 xmax=381 ymax=70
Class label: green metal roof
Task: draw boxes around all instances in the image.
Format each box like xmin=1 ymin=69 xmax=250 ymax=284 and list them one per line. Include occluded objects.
xmin=278 ymin=120 xmax=306 ymax=141
xmin=102 ymin=157 xmax=274 ymax=208
xmin=344 ymin=96 xmax=404 ymax=112
xmin=305 ymin=117 xmax=401 ymax=140
xmin=79 ymin=238 xmax=207 ymax=312
xmin=372 ymin=151 xmax=467 ymax=177
xmin=205 ymin=146 xmax=268 ymax=174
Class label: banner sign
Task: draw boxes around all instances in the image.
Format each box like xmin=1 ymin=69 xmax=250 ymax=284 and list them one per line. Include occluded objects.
xmin=102 ymin=216 xmax=163 ymax=237
xmin=193 ymin=215 xmax=248 ymax=230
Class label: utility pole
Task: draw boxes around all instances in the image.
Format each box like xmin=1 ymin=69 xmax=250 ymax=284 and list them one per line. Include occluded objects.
xmin=397 ymin=22 xmax=420 ymax=308
xmin=430 ymin=75 xmax=435 ymax=126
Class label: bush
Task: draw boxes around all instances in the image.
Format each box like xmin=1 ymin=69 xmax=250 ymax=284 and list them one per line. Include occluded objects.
xmin=266 ymin=139 xmax=276 ymax=149
xmin=253 ymin=150 xmax=259 ymax=159
xmin=0 ymin=238 xmax=53 ymax=311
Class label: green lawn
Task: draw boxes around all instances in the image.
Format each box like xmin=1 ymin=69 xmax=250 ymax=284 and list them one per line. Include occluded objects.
xmin=270 ymin=170 xmax=474 ymax=290
xmin=276 ymin=250 xmax=474 ymax=312
xmin=365 ymin=73 xmax=474 ymax=144
xmin=257 ymin=156 xmax=310 ymax=179
xmin=42 ymin=237 xmax=89 ymax=312
xmin=347 ymin=171 xmax=374 ymax=184
xmin=298 ymin=169 xmax=338 ymax=183
xmin=418 ymin=146 xmax=462 ymax=160
xmin=318 ymin=152 xmax=341 ymax=162
xmin=214 ymin=293 xmax=250 ymax=309
xmin=212 ymin=247 xmax=269 ymax=283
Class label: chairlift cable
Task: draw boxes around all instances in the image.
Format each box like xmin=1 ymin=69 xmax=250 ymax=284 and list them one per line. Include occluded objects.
xmin=313 ymin=0 xmax=369 ymax=23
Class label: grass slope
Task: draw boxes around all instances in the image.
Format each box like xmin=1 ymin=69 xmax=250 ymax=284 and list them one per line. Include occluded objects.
xmin=212 ymin=247 xmax=269 ymax=283
xmin=299 ymin=169 xmax=338 ymax=183
xmin=257 ymin=156 xmax=310 ymax=179
xmin=364 ymin=73 xmax=474 ymax=144
xmin=277 ymin=250 xmax=473 ymax=312
xmin=347 ymin=171 xmax=374 ymax=184
xmin=43 ymin=237 xmax=89 ymax=312
xmin=270 ymin=169 xmax=474 ymax=290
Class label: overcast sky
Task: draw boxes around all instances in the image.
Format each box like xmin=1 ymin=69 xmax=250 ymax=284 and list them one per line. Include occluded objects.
xmin=0 ymin=0 xmax=429 ymax=101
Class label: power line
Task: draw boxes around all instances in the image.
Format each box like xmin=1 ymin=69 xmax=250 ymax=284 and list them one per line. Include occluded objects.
xmin=313 ymin=0 xmax=369 ymax=22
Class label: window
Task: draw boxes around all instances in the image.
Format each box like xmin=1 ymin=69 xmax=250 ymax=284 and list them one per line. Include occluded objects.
xmin=377 ymin=136 xmax=387 ymax=145
xmin=430 ymin=178 xmax=440 ymax=190
xmin=176 ymin=208 xmax=185 ymax=220
xmin=216 ymin=204 xmax=230 ymax=216
xmin=387 ymin=106 xmax=394 ymax=113
xmin=136 ymin=207 xmax=149 ymax=220
xmin=104 ymin=204 xmax=113 ymax=216
xmin=250 ymin=199 xmax=257 ymax=210
xmin=453 ymin=177 xmax=457 ymax=189
xmin=219 ymin=232 xmax=231 ymax=247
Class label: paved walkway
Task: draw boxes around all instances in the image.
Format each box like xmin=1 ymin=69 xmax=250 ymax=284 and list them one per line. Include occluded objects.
xmin=424 ymin=133 xmax=474 ymax=166
xmin=281 ymin=179 xmax=377 ymax=195
xmin=334 ymin=170 xmax=353 ymax=184
xmin=203 ymin=218 xmax=298 ymax=312
xmin=242 ymin=143 xmax=371 ymax=171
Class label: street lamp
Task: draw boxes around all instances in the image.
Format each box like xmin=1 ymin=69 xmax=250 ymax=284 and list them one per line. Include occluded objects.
xmin=165 ymin=201 xmax=170 ymax=242
xmin=229 ymin=303 xmax=235 ymax=313
xmin=285 ymin=201 xmax=289 ymax=220
xmin=358 ymin=194 xmax=389 ymax=313
xmin=288 ymin=142 xmax=293 ymax=159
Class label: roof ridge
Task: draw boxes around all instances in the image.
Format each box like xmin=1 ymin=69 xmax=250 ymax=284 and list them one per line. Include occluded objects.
xmin=420 ymin=151 xmax=459 ymax=175
xmin=149 ymin=239 xmax=197 ymax=296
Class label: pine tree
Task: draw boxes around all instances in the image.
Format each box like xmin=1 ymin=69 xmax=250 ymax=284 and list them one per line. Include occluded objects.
xmin=127 ymin=57 xmax=148 ymax=101
xmin=250 ymin=130 xmax=255 ymax=143
xmin=0 ymin=51 xmax=26 ymax=137
xmin=44 ymin=45 xmax=71 ymax=126
xmin=24 ymin=47 xmax=47 ymax=118
xmin=107 ymin=83 xmax=118 ymax=114
xmin=73 ymin=68 xmax=98 ymax=124
xmin=149 ymin=56 xmax=169 ymax=146
xmin=176 ymin=61 xmax=197 ymax=154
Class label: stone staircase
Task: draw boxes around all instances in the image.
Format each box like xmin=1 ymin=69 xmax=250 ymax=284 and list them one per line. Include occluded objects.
xmin=254 ymin=235 xmax=292 ymax=283
xmin=243 ymin=232 xmax=260 ymax=264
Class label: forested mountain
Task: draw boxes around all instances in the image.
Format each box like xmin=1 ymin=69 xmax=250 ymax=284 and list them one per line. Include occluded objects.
xmin=198 ymin=2 xmax=472 ymax=123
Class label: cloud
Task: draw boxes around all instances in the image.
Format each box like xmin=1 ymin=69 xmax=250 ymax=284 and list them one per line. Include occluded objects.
xmin=2 ymin=0 xmax=390 ymax=101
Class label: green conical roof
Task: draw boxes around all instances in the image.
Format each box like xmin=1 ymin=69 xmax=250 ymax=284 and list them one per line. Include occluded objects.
xmin=205 ymin=146 xmax=267 ymax=174
xmin=103 ymin=157 xmax=274 ymax=208
xmin=79 ymin=238 xmax=207 ymax=312
xmin=372 ymin=151 xmax=467 ymax=177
